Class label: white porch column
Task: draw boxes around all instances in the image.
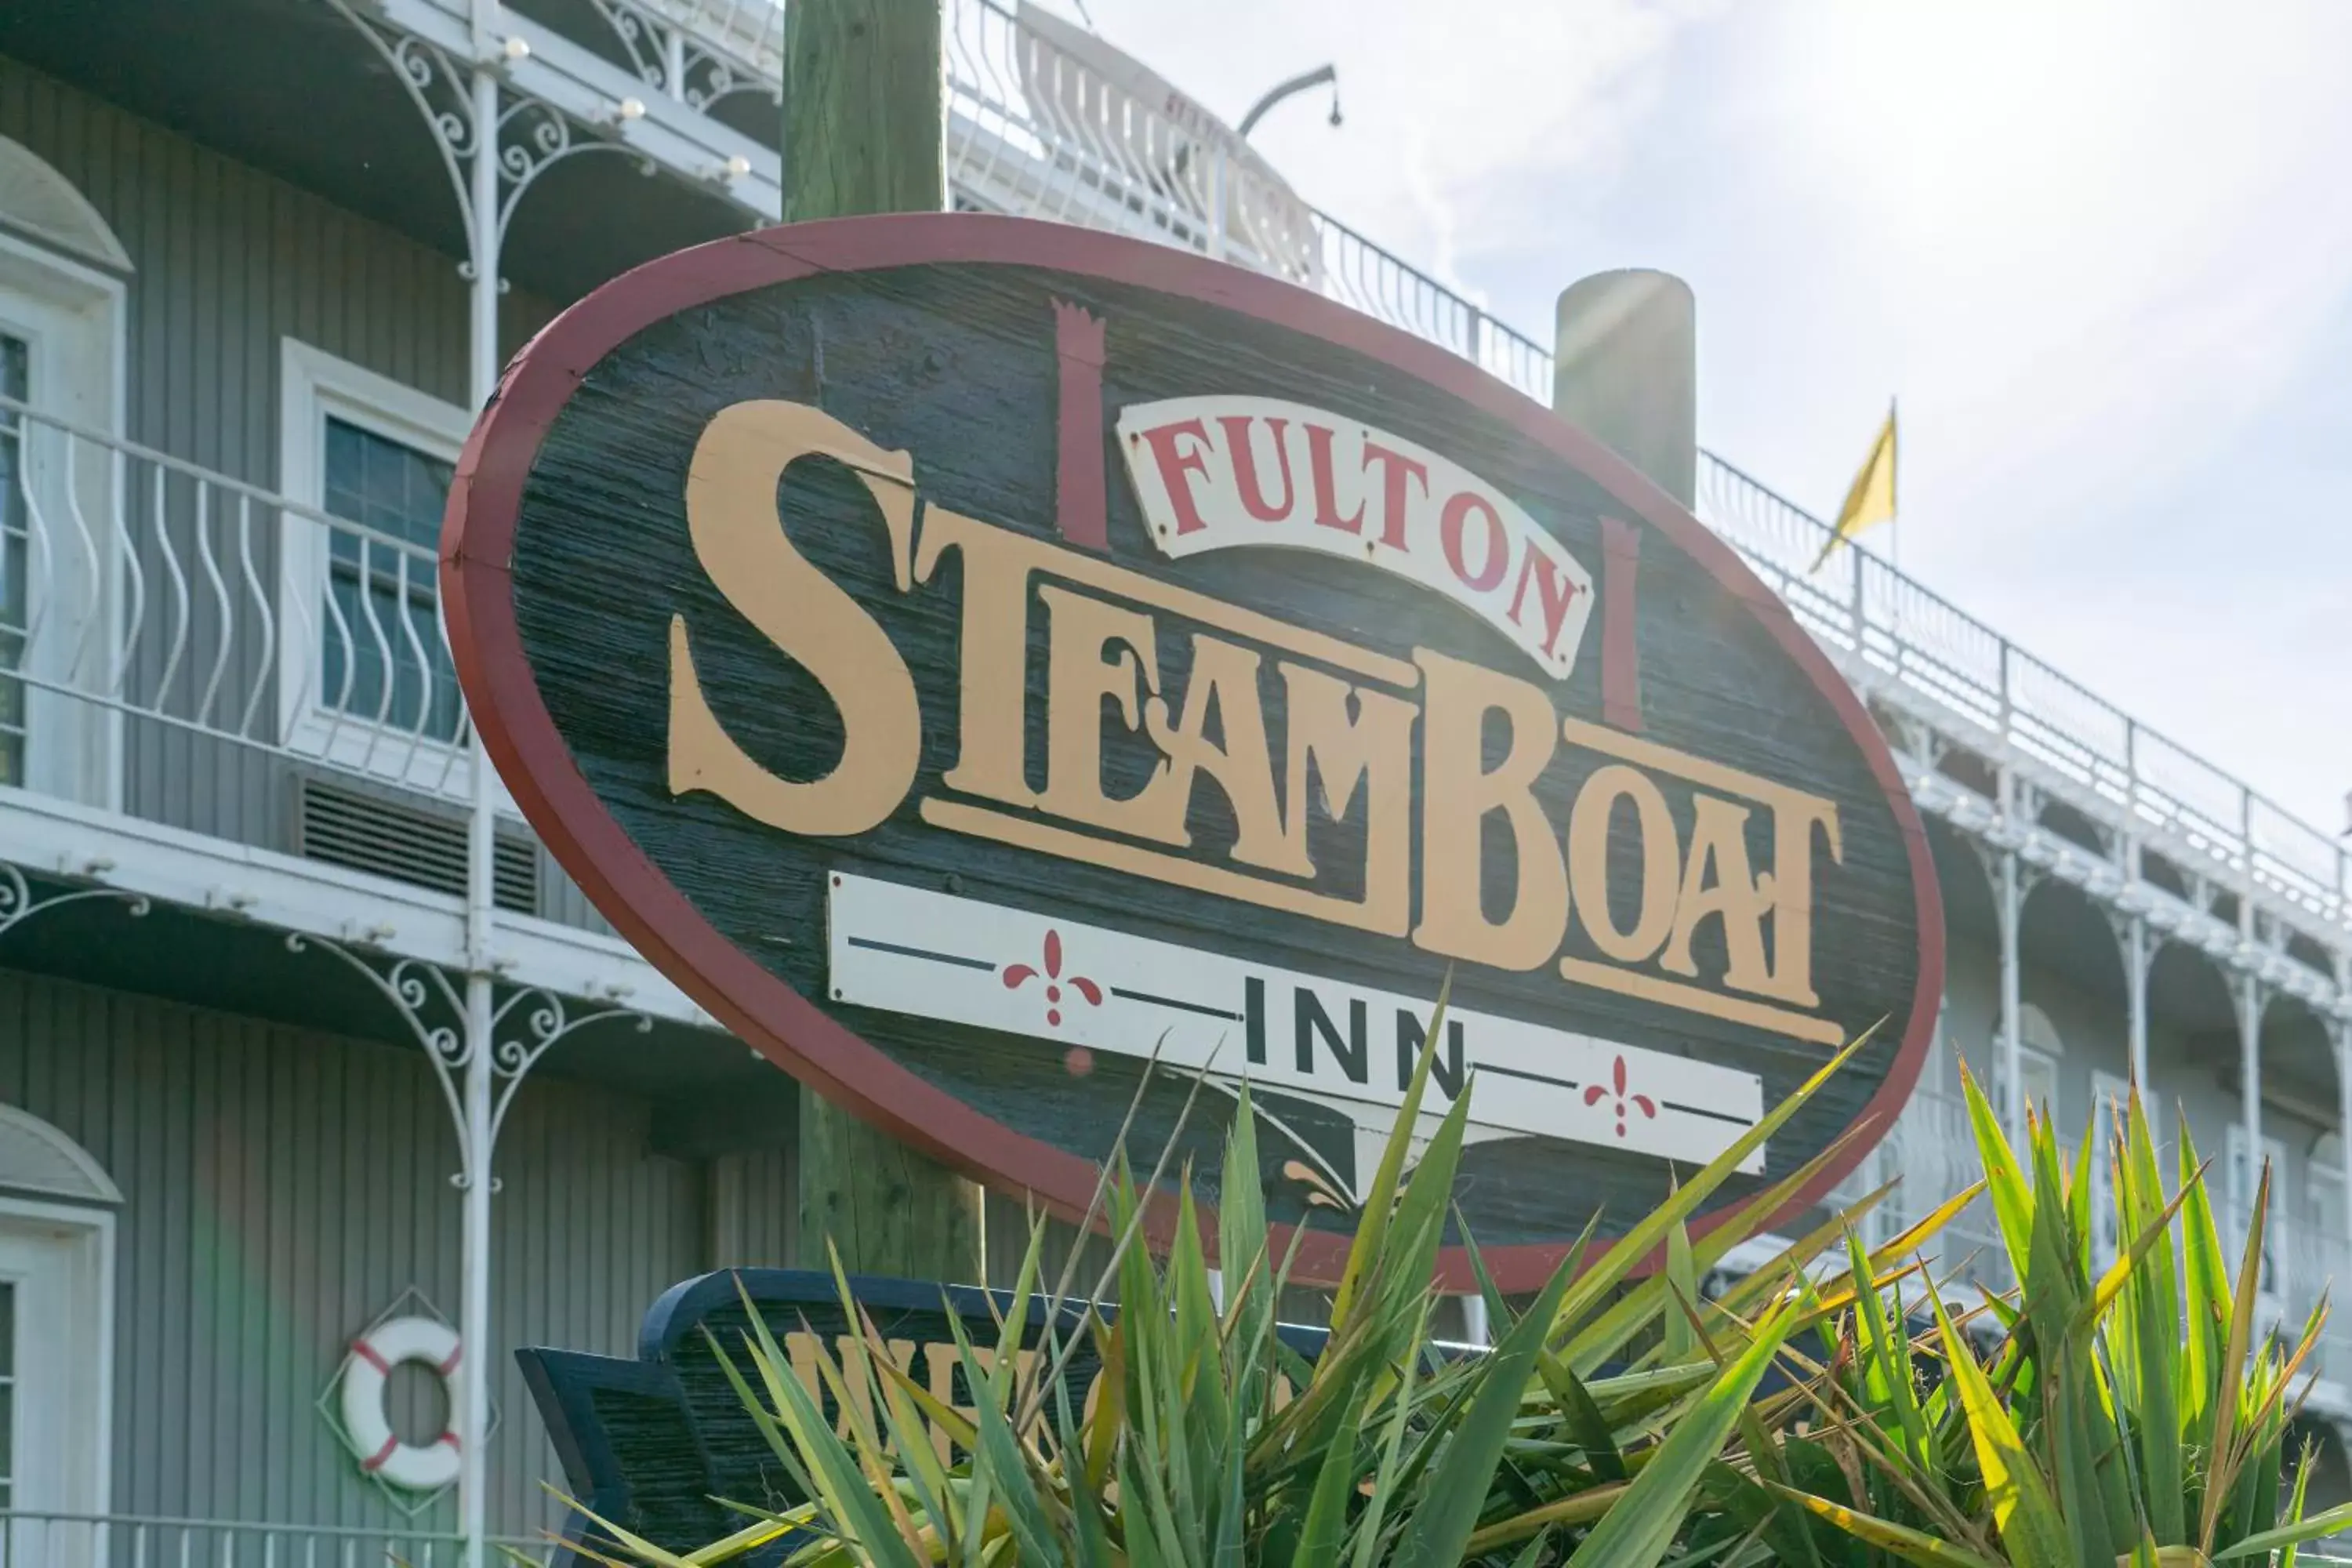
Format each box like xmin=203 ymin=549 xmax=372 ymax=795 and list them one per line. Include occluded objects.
xmin=2237 ymin=971 xmax=2264 ymax=1234
xmin=1459 ymin=1294 xmax=1491 ymax=1348
xmin=1997 ymin=847 xmax=2025 ymax=1146
xmin=458 ymin=57 xmax=502 ymax=1568
xmin=2336 ymin=1018 xmax=2352 ymax=1266
xmin=2123 ymin=915 xmax=2150 ymax=1090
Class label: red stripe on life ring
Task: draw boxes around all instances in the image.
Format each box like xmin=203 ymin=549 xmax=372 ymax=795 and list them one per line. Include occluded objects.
xmin=350 ymin=1339 xmax=391 ymax=1374
xmin=360 ymin=1433 xmax=401 ymax=1473
xmin=437 ymin=1347 xmax=463 ymax=1377
xmin=439 ymin=1431 xmax=461 ymax=1449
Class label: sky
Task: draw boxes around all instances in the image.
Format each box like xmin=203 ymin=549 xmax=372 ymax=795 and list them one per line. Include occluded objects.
xmin=1033 ymin=0 xmax=2352 ymax=844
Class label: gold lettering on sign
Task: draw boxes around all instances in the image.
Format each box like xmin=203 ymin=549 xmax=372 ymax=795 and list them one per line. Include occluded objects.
xmin=1143 ymin=633 xmax=1307 ymax=875
xmin=933 ymin=522 xmax=1040 ymax=809
xmin=1038 ymin=583 xmax=1172 ymax=838
xmin=1661 ymin=795 xmax=1774 ymax=995
xmin=1412 ymin=649 xmax=1568 ymax=971
xmin=667 ymin=397 xmax=1863 ymax=1048
xmin=1565 ymin=764 xmax=1680 ymax=965
xmin=1279 ymin=662 xmax=1416 ymax=935
xmin=1559 ymin=715 xmax=1845 ymax=1014
xmin=668 ymin=401 xmax=921 ymax=834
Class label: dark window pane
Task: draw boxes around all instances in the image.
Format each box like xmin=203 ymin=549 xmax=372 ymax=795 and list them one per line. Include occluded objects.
xmin=0 ymin=336 xmax=28 ymax=786
xmin=0 ymin=1277 xmax=16 ymax=1496
xmin=318 ymin=416 xmax=459 ymax=741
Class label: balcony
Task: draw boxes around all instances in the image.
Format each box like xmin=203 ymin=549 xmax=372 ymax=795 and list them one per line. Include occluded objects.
xmin=0 ymin=1512 xmax=554 ymax=1566
xmin=604 ymin=0 xmax=2350 ymax=949
xmin=7 ymin=0 xmax=2336 ymax=967
xmin=0 ymin=389 xmax=702 ymax=1023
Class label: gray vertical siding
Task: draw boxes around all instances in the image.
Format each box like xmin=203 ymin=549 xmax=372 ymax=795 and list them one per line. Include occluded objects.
xmin=708 ymin=1145 xmax=799 ymax=1268
xmin=0 ymin=965 xmax=704 ymax=1539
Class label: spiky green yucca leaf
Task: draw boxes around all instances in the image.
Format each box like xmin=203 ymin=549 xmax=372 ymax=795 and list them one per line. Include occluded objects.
xmin=1778 ymin=1067 xmax=2332 ymax=1568
xmin=1559 ymin=1292 xmax=1802 ymax=1568
xmin=638 ymin=1011 xmax=2002 ymax=1568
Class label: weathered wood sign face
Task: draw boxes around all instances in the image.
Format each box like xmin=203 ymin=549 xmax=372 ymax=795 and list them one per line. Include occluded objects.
xmin=445 ymin=215 xmax=1943 ymax=1291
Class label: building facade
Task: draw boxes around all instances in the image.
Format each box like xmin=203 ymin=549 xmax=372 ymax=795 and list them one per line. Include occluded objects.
xmin=0 ymin=0 xmax=2341 ymax=1561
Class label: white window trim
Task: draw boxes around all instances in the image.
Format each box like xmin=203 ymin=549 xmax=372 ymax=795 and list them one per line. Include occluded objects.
xmin=274 ymin=339 xmax=513 ymax=810
xmin=2224 ymin=1123 xmax=2290 ymax=1311
xmin=0 ymin=225 xmax=129 ymax=812
xmin=2087 ymin=1069 xmax=2135 ymax=1271
xmin=0 ymin=1190 xmax=117 ymax=1522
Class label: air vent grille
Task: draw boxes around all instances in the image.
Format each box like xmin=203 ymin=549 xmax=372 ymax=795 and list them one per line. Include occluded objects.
xmin=297 ymin=778 xmax=539 ymax=916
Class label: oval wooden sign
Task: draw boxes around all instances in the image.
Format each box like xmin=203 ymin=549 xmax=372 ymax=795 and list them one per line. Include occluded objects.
xmin=445 ymin=214 xmax=1942 ymax=1291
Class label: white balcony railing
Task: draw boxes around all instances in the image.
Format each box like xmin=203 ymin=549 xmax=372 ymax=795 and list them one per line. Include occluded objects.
xmin=926 ymin=0 xmax=2352 ymax=936
xmin=0 ymin=1512 xmax=554 ymax=1566
xmin=1696 ymin=456 xmax=2350 ymax=933
xmin=22 ymin=0 xmax=2352 ymax=944
xmin=0 ymin=392 xmax=483 ymax=816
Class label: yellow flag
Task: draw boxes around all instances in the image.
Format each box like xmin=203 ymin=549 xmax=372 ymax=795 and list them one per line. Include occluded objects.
xmin=1812 ymin=404 xmax=1896 ymax=571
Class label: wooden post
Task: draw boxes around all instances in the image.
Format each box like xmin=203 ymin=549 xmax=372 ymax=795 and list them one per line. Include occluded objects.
xmin=1552 ymin=270 xmax=1696 ymax=506
xmin=783 ymin=0 xmax=979 ymax=1279
xmin=783 ymin=0 xmax=946 ymax=221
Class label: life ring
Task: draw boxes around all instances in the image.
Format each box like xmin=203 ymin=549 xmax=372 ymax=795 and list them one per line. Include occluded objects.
xmin=339 ymin=1316 xmax=463 ymax=1491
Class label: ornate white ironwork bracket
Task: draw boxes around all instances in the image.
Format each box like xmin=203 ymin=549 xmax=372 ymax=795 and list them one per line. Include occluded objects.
xmin=320 ymin=0 xmax=662 ymax=275
xmin=583 ymin=0 xmax=782 ymax=114
xmin=286 ymin=932 xmax=651 ymax=1192
xmin=0 ymin=863 xmax=153 ymax=938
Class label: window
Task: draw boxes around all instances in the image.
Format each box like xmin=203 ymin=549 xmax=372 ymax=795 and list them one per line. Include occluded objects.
xmin=1992 ymin=1045 xmax=2060 ymax=1128
xmin=0 ymin=332 xmax=28 ymax=786
xmin=319 ymin=416 xmax=460 ymax=742
xmin=0 ymin=1276 xmax=14 ymax=1510
xmin=2088 ymin=1072 xmax=2139 ymax=1273
xmin=2226 ymin=1125 xmax=2288 ymax=1305
xmin=0 ymin=220 xmax=123 ymax=809
xmin=278 ymin=341 xmax=477 ymax=797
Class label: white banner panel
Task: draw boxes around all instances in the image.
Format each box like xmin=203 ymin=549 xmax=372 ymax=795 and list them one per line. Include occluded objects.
xmin=1114 ymin=395 xmax=1597 ymax=681
xmin=827 ymin=873 xmax=1762 ymax=1174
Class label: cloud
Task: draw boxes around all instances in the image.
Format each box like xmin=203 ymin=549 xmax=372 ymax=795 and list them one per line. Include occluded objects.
xmin=1044 ymin=0 xmax=1726 ymax=299
xmin=1021 ymin=0 xmax=2352 ymax=830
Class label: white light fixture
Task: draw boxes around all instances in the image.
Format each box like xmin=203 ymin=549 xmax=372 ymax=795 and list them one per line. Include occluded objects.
xmin=725 ymin=154 xmax=751 ymax=179
xmin=503 ymin=34 xmax=530 ymax=61
xmin=618 ymin=96 xmax=647 ymax=122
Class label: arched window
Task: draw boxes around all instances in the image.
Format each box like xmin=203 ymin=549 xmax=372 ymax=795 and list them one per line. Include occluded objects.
xmin=0 ymin=136 xmax=129 ymax=807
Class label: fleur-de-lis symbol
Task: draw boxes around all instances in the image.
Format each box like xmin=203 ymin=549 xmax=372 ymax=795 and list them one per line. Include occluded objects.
xmin=1001 ymin=929 xmax=1102 ymax=1028
xmin=1584 ymin=1055 xmax=1657 ymax=1139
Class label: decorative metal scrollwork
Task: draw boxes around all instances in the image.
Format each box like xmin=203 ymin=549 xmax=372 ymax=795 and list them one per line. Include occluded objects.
xmin=678 ymin=41 xmax=781 ymax=113
xmin=583 ymin=0 xmax=782 ymax=113
xmin=0 ymin=864 xmax=151 ymax=941
xmin=287 ymin=933 xmax=649 ymax=1192
xmin=320 ymin=0 xmax=662 ymax=267
xmin=319 ymin=0 xmax=481 ymax=259
xmin=486 ymin=985 xmax=653 ymax=1166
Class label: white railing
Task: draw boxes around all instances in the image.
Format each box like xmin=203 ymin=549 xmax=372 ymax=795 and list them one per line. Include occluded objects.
xmin=0 ymin=1512 xmax=553 ymax=1566
xmin=944 ymin=0 xmax=1319 ymax=283
xmin=927 ymin=0 xmax=2350 ymax=937
xmin=13 ymin=0 xmax=2343 ymax=942
xmin=1697 ymin=456 xmax=2350 ymax=932
xmin=0 ymin=393 xmax=481 ymax=811
xmin=486 ymin=0 xmax=2352 ymax=938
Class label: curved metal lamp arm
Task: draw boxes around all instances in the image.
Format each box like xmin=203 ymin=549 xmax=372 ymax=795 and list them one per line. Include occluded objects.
xmin=1238 ymin=64 xmax=1341 ymax=140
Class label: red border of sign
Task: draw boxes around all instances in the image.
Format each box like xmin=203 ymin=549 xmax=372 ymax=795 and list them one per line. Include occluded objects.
xmin=441 ymin=214 xmax=1944 ymax=1293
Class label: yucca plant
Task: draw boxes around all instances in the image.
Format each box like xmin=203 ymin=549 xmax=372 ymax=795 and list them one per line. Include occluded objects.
xmin=573 ymin=1016 xmax=1921 ymax=1568
xmin=1755 ymin=1062 xmax=2352 ymax=1568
